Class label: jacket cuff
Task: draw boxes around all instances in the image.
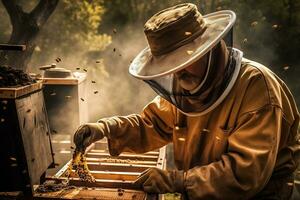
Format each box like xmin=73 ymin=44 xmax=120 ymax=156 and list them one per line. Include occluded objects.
xmin=97 ymin=119 xmax=122 ymax=156
xmin=107 ymin=138 xmax=121 ymax=156
xmin=171 ymin=170 xmax=185 ymax=193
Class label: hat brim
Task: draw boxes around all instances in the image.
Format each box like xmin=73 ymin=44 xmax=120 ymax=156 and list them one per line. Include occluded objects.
xmin=129 ymin=10 xmax=236 ymax=80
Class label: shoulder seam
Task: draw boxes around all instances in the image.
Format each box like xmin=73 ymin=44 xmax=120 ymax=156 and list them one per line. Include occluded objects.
xmin=243 ymin=62 xmax=273 ymax=106
xmin=238 ymin=104 xmax=293 ymax=126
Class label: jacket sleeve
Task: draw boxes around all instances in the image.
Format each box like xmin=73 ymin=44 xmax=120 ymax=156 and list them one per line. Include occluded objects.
xmin=98 ymin=96 xmax=175 ymax=156
xmin=184 ymin=105 xmax=283 ymax=200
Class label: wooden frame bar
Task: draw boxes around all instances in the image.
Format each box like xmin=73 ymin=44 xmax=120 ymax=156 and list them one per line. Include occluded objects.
xmin=34 ymin=142 xmax=167 ymax=200
xmin=0 ymin=81 xmax=43 ymax=98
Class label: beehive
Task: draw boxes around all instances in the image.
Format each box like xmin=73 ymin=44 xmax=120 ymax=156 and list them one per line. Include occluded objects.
xmin=0 ymin=82 xmax=54 ymax=195
xmin=34 ymin=140 xmax=166 ymax=200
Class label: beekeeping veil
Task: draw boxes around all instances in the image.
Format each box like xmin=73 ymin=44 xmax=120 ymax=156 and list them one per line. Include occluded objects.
xmin=129 ymin=3 xmax=243 ymax=116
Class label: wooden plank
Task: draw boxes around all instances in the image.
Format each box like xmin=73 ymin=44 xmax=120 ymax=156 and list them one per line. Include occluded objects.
xmin=34 ymin=187 xmax=146 ymax=200
xmin=40 ymin=179 xmax=158 ymax=200
xmin=68 ymin=170 xmax=140 ymax=181
xmin=93 ymin=141 xmax=110 ymax=149
xmin=15 ymin=90 xmax=54 ymax=186
xmin=86 ymin=152 xmax=158 ymax=161
xmin=51 ymin=160 xmax=72 ymax=179
xmin=86 ymin=157 xmax=158 ymax=166
xmin=86 ymin=162 xmax=155 ymax=172
xmin=47 ymin=177 xmax=145 ymax=190
xmin=45 ymin=177 xmax=138 ymax=189
xmin=0 ymin=81 xmax=43 ymax=99
xmin=90 ymin=149 xmax=159 ymax=156
xmin=156 ymin=146 xmax=166 ymax=169
xmin=0 ymin=191 xmax=24 ymax=200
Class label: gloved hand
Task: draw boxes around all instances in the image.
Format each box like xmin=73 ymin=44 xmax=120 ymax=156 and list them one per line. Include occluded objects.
xmin=134 ymin=167 xmax=185 ymax=194
xmin=73 ymin=123 xmax=105 ymax=152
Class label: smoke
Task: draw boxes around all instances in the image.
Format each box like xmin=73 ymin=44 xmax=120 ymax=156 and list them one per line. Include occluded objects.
xmin=39 ymin=26 xmax=156 ymax=174
xmin=30 ymin=25 xmax=156 ymax=124
xmin=0 ymin=4 xmax=157 ymax=174
xmin=2 ymin=1 xmax=298 ymax=124
xmin=16 ymin=0 xmax=157 ymax=123
xmin=86 ymin=28 xmax=156 ymax=121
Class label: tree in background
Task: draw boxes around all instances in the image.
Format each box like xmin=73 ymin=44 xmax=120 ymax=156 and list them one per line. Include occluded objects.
xmin=29 ymin=0 xmax=111 ymax=72
xmin=0 ymin=0 xmax=58 ymax=70
xmin=0 ymin=0 xmax=111 ymax=72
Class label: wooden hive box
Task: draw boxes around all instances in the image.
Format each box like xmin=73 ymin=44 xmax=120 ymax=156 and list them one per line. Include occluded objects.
xmin=41 ymin=73 xmax=89 ymax=176
xmin=0 ymin=82 xmax=54 ymax=196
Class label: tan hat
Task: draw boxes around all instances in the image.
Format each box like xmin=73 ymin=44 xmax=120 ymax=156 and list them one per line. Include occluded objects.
xmin=129 ymin=3 xmax=236 ymax=80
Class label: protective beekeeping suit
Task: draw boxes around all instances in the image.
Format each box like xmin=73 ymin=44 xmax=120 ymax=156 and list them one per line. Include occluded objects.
xmin=74 ymin=3 xmax=300 ymax=199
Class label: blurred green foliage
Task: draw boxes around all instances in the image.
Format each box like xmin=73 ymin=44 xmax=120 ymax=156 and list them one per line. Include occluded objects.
xmin=29 ymin=0 xmax=111 ymax=70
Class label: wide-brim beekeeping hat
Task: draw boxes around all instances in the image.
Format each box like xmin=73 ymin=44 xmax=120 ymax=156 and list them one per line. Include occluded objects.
xmin=129 ymin=3 xmax=236 ymax=79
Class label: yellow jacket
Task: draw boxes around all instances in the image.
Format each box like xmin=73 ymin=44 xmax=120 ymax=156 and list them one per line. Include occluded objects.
xmin=99 ymin=58 xmax=300 ymax=199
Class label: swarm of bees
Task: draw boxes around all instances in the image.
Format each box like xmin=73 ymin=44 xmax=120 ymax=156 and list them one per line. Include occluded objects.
xmin=35 ymin=180 xmax=75 ymax=193
xmin=67 ymin=151 xmax=95 ymax=183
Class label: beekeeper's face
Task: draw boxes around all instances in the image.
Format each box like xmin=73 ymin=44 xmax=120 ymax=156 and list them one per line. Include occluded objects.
xmin=175 ymin=53 xmax=208 ymax=91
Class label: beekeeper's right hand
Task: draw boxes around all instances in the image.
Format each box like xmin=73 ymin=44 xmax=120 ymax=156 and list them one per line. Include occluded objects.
xmin=73 ymin=123 xmax=105 ymax=152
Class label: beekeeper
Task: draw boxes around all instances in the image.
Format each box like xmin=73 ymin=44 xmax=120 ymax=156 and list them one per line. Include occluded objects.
xmin=74 ymin=3 xmax=300 ymax=199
